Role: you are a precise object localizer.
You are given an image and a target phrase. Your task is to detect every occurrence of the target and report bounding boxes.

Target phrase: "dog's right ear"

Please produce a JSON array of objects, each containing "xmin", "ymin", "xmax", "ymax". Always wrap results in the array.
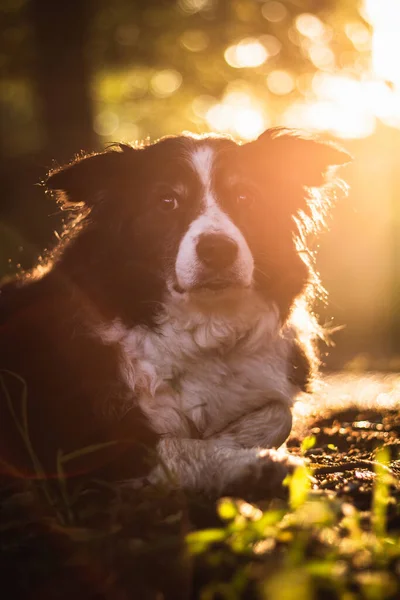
[{"xmin": 46, "ymin": 144, "xmax": 134, "ymax": 206}]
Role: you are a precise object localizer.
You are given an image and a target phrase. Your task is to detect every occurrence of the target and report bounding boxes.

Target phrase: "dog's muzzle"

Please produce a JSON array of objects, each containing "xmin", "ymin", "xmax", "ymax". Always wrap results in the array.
[{"xmin": 173, "ymin": 217, "xmax": 254, "ymax": 295}]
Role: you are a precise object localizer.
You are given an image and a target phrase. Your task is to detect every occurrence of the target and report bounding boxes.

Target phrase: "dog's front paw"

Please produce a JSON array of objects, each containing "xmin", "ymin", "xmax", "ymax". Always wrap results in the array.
[{"xmin": 223, "ymin": 449, "xmax": 304, "ymax": 501}]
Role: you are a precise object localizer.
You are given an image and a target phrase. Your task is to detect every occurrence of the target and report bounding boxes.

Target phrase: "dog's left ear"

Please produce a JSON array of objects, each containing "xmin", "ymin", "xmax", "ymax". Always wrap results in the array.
[{"xmin": 250, "ymin": 128, "xmax": 351, "ymax": 188}]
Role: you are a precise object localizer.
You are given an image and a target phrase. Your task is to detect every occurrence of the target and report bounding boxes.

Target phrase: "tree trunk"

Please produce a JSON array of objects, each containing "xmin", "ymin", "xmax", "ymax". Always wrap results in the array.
[{"xmin": 30, "ymin": 0, "xmax": 98, "ymax": 162}]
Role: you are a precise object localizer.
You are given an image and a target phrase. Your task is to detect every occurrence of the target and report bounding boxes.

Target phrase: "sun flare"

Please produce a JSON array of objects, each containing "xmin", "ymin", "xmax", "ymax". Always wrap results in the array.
[{"xmin": 208, "ymin": 0, "xmax": 400, "ymax": 141}]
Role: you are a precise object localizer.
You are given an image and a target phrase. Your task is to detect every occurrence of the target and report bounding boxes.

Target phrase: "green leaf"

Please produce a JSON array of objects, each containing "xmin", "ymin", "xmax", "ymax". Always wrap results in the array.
[
  {"xmin": 217, "ymin": 498, "xmax": 238, "ymax": 521},
  {"xmin": 289, "ymin": 465, "xmax": 312, "ymax": 510},
  {"xmin": 301, "ymin": 435, "xmax": 316, "ymax": 454},
  {"xmin": 306, "ymin": 559, "xmax": 346, "ymax": 579},
  {"xmin": 372, "ymin": 447, "xmax": 392, "ymax": 539},
  {"xmin": 186, "ymin": 528, "xmax": 226, "ymax": 544},
  {"xmin": 186, "ymin": 528, "xmax": 227, "ymax": 554}
]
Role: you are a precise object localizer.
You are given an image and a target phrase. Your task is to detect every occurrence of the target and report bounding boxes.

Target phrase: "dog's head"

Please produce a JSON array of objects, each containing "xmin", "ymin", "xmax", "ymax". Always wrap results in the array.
[{"xmin": 47, "ymin": 129, "xmax": 349, "ymax": 325}]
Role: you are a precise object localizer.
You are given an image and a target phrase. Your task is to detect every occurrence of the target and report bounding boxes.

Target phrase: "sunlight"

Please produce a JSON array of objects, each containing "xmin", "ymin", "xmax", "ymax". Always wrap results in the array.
[
  {"xmin": 364, "ymin": 0, "xmax": 400, "ymax": 87},
  {"xmin": 261, "ymin": 1, "xmax": 287, "ymax": 23},
  {"xmin": 215, "ymin": 2, "xmax": 400, "ymax": 140},
  {"xmin": 178, "ymin": 0, "xmax": 212, "ymax": 14},
  {"xmin": 282, "ymin": 100, "xmax": 376, "ymax": 139},
  {"xmin": 150, "ymin": 69, "xmax": 182, "ymax": 97},
  {"xmin": 224, "ymin": 38, "xmax": 268, "ymax": 69},
  {"xmin": 344, "ymin": 22, "xmax": 371, "ymax": 52},
  {"xmin": 266, "ymin": 70, "xmax": 295, "ymax": 95},
  {"xmin": 283, "ymin": 2, "xmax": 400, "ymax": 138},
  {"xmin": 180, "ymin": 29, "xmax": 209, "ymax": 52},
  {"xmin": 109, "ymin": 0, "xmax": 400, "ymax": 142},
  {"xmin": 295, "ymin": 13, "xmax": 326, "ymax": 40},
  {"xmin": 234, "ymin": 108, "xmax": 266, "ymax": 139},
  {"xmin": 205, "ymin": 91, "xmax": 266, "ymax": 140}
]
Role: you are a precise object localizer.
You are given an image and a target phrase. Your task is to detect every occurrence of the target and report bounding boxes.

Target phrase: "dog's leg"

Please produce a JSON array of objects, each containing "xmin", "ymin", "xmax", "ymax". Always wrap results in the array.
[
  {"xmin": 210, "ymin": 400, "xmax": 293, "ymax": 450},
  {"xmin": 151, "ymin": 437, "xmax": 302, "ymax": 499}
]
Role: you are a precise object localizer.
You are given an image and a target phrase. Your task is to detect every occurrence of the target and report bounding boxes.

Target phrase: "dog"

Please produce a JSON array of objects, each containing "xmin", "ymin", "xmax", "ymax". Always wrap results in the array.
[{"xmin": 0, "ymin": 129, "xmax": 349, "ymax": 499}]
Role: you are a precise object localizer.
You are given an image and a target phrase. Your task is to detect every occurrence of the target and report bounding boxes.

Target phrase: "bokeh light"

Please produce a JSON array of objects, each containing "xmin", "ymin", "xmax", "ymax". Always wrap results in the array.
[
  {"xmin": 259, "ymin": 34, "xmax": 282, "ymax": 57},
  {"xmin": 205, "ymin": 88, "xmax": 267, "ymax": 140},
  {"xmin": 90, "ymin": 0, "xmax": 400, "ymax": 143},
  {"xmin": 364, "ymin": 0, "xmax": 400, "ymax": 87},
  {"xmin": 192, "ymin": 95, "xmax": 217, "ymax": 118},
  {"xmin": 177, "ymin": 0, "xmax": 212, "ymax": 14},
  {"xmin": 267, "ymin": 70, "xmax": 295, "ymax": 95},
  {"xmin": 308, "ymin": 44, "xmax": 335, "ymax": 70},
  {"xmin": 94, "ymin": 110, "xmax": 119, "ymax": 136},
  {"xmin": 295, "ymin": 13, "xmax": 326, "ymax": 40},
  {"xmin": 180, "ymin": 29, "xmax": 209, "ymax": 52},
  {"xmin": 150, "ymin": 70, "xmax": 182, "ymax": 97},
  {"xmin": 224, "ymin": 38, "xmax": 268, "ymax": 69},
  {"xmin": 261, "ymin": 1, "xmax": 288, "ymax": 23},
  {"xmin": 344, "ymin": 22, "xmax": 371, "ymax": 51}
]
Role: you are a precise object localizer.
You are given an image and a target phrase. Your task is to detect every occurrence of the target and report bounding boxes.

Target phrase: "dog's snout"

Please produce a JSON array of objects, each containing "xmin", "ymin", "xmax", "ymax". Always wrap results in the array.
[{"xmin": 196, "ymin": 234, "xmax": 238, "ymax": 270}]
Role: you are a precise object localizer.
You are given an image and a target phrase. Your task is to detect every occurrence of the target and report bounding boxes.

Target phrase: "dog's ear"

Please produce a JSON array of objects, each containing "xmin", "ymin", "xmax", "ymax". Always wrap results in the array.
[
  {"xmin": 249, "ymin": 128, "xmax": 351, "ymax": 188},
  {"xmin": 46, "ymin": 144, "xmax": 134, "ymax": 206}
]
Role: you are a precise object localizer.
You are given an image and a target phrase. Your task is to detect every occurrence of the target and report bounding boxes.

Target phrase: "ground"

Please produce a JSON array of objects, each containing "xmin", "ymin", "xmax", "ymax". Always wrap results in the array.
[{"xmin": 1, "ymin": 373, "xmax": 400, "ymax": 600}]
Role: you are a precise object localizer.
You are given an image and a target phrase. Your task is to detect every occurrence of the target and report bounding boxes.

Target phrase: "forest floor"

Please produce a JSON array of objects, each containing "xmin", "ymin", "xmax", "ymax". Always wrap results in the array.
[{"xmin": 1, "ymin": 373, "xmax": 400, "ymax": 600}]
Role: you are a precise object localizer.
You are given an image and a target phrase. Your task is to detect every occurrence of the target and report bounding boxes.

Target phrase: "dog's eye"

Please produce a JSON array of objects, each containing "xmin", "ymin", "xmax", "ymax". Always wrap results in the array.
[
  {"xmin": 232, "ymin": 188, "xmax": 255, "ymax": 207},
  {"xmin": 159, "ymin": 196, "xmax": 179, "ymax": 212}
]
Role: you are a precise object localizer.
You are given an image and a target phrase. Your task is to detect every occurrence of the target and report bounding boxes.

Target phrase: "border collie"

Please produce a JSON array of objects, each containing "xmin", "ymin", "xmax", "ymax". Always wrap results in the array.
[{"xmin": 0, "ymin": 129, "xmax": 349, "ymax": 499}]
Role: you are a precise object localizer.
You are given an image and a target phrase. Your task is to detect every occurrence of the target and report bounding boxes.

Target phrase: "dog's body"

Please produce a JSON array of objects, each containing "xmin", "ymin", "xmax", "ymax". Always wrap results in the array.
[{"xmin": 0, "ymin": 130, "xmax": 348, "ymax": 498}]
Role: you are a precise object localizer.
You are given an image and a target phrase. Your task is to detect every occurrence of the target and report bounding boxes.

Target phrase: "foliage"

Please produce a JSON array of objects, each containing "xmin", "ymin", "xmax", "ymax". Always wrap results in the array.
[
  {"xmin": 2, "ymin": 386, "xmax": 400, "ymax": 599},
  {"xmin": 187, "ymin": 451, "xmax": 400, "ymax": 600}
]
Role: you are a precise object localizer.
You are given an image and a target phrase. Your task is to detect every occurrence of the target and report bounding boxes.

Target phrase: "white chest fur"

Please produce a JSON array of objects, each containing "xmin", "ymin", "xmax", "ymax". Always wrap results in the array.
[{"xmin": 96, "ymin": 295, "xmax": 299, "ymax": 443}]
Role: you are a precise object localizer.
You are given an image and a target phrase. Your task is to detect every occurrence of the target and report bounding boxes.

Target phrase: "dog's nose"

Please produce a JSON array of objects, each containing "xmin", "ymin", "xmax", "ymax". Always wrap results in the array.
[{"xmin": 196, "ymin": 234, "xmax": 238, "ymax": 270}]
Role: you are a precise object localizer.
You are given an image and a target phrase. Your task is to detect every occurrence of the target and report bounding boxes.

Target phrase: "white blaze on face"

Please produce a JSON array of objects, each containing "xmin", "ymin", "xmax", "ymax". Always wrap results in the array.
[{"xmin": 174, "ymin": 144, "xmax": 254, "ymax": 292}]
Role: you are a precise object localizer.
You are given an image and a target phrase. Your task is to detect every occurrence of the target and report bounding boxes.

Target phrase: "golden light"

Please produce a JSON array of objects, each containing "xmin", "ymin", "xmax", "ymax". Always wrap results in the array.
[
  {"xmin": 282, "ymin": 100, "xmax": 376, "ymax": 139},
  {"xmin": 308, "ymin": 43, "xmax": 335, "ymax": 70},
  {"xmin": 118, "ymin": 121, "xmax": 140, "ymax": 143},
  {"xmin": 261, "ymin": 1, "xmax": 288, "ymax": 23},
  {"xmin": 122, "ymin": 72, "xmax": 148, "ymax": 99},
  {"xmin": 224, "ymin": 38, "xmax": 268, "ymax": 69},
  {"xmin": 312, "ymin": 73, "xmax": 395, "ymax": 120},
  {"xmin": 178, "ymin": 0, "xmax": 212, "ymax": 14},
  {"xmin": 267, "ymin": 70, "xmax": 295, "ymax": 95},
  {"xmin": 192, "ymin": 95, "xmax": 217, "ymax": 118},
  {"xmin": 270, "ymin": 0, "xmax": 400, "ymax": 139},
  {"xmin": 253, "ymin": 539, "xmax": 276, "ymax": 555},
  {"xmin": 234, "ymin": 108, "xmax": 266, "ymax": 139},
  {"xmin": 206, "ymin": 103, "xmax": 233, "ymax": 132},
  {"xmin": 238, "ymin": 501, "xmax": 263, "ymax": 521},
  {"xmin": 259, "ymin": 34, "xmax": 282, "ymax": 57},
  {"xmin": 150, "ymin": 69, "xmax": 182, "ymax": 97},
  {"xmin": 364, "ymin": 0, "xmax": 400, "ymax": 88},
  {"xmin": 206, "ymin": 103, "xmax": 266, "ymax": 140},
  {"xmin": 205, "ymin": 90, "xmax": 267, "ymax": 140},
  {"xmin": 180, "ymin": 29, "xmax": 209, "ymax": 52},
  {"xmin": 312, "ymin": 74, "xmax": 367, "ymax": 115},
  {"xmin": 344, "ymin": 22, "xmax": 371, "ymax": 51},
  {"xmin": 94, "ymin": 110, "xmax": 119, "ymax": 136},
  {"xmin": 295, "ymin": 13, "xmax": 326, "ymax": 39}
]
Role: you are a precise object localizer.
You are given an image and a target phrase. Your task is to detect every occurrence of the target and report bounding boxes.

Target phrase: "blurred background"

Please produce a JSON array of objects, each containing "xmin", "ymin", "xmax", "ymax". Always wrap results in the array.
[{"xmin": 0, "ymin": 0, "xmax": 399, "ymax": 370}]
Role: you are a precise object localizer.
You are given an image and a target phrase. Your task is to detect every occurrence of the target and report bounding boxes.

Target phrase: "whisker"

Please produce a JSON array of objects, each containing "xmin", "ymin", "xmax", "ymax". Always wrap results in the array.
[{"xmin": 254, "ymin": 265, "xmax": 271, "ymax": 280}]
